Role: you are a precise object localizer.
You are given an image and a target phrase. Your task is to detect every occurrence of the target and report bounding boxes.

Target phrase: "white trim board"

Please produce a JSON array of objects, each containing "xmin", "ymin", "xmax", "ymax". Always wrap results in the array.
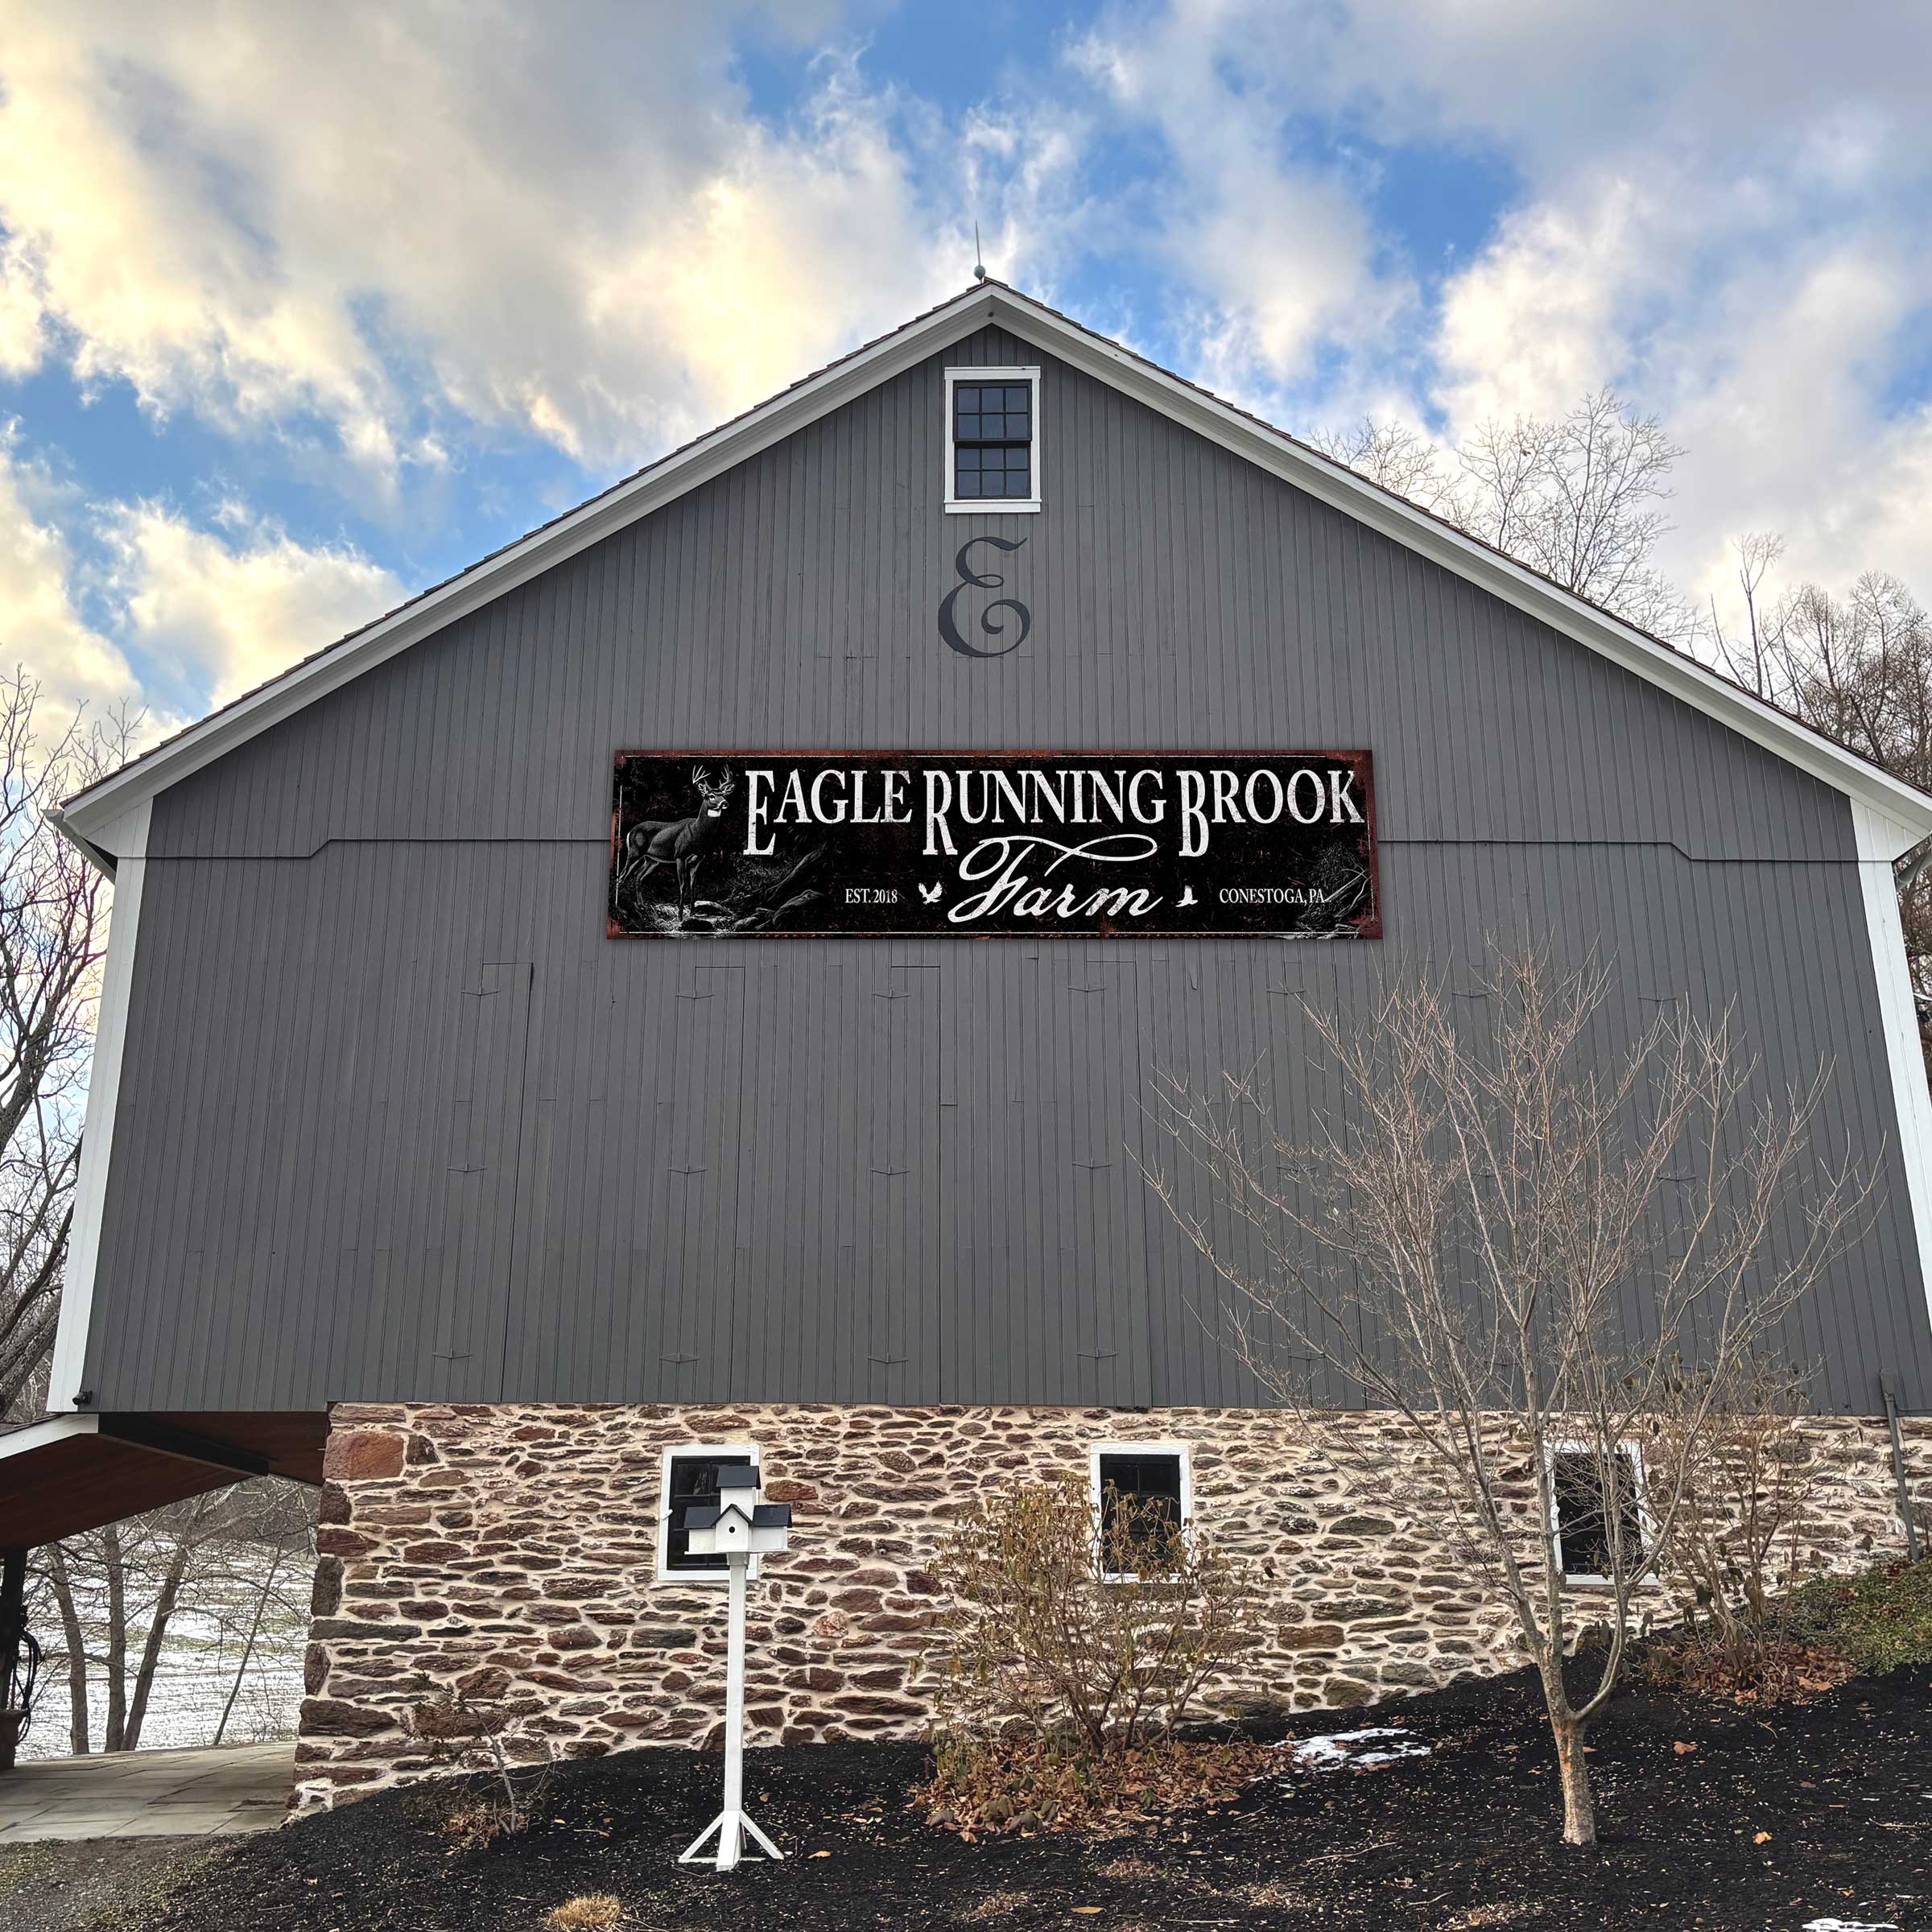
[
  {"xmin": 1089, "ymin": 1439, "xmax": 1193, "ymax": 1583},
  {"xmin": 1854, "ymin": 801, "xmax": 1932, "ymax": 1339},
  {"xmin": 44, "ymin": 799, "xmax": 151, "ymax": 1413},
  {"xmin": 943, "ymin": 364, "xmax": 1042, "ymax": 514},
  {"xmin": 52, "ymin": 281, "xmax": 1932, "ymax": 864},
  {"xmin": 0, "ymin": 1414, "xmax": 101, "ymax": 1461}
]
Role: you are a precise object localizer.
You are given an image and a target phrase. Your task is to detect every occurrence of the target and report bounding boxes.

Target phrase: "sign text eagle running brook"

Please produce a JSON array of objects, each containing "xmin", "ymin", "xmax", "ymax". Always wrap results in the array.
[{"xmin": 607, "ymin": 751, "xmax": 1379, "ymax": 939}]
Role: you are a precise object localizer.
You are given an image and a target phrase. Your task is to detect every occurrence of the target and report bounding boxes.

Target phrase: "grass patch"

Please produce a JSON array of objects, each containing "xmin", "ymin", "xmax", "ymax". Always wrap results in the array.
[{"xmin": 544, "ymin": 1897, "xmax": 625, "ymax": 1930}]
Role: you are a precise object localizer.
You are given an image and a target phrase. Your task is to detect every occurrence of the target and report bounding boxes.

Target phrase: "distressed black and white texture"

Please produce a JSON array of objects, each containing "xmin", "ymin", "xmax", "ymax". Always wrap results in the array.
[{"xmin": 608, "ymin": 751, "xmax": 1379, "ymax": 939}]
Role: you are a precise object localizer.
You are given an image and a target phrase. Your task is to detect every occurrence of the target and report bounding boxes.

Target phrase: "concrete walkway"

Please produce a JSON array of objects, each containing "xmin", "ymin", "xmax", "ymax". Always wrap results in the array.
[{"xmin": 0, "ymin": 1740, "xmax": 293, "ymax": 1842}]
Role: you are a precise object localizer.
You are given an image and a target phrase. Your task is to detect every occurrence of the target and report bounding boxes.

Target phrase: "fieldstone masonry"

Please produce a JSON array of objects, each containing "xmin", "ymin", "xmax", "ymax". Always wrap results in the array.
[{"xmin": 295, "ymin": 1401, "xmax": 1929, "ymax": 1809}]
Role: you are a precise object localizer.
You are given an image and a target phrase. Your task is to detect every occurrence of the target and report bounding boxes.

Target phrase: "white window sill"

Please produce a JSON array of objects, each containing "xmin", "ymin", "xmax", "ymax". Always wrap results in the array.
[
  {"xmin": 655, "ymin": 1562, "xmax": 761, "ymax": 1585},
  {"xmin": 944, "ymin": 500, "xmax": 1042, "ymax": 514}
]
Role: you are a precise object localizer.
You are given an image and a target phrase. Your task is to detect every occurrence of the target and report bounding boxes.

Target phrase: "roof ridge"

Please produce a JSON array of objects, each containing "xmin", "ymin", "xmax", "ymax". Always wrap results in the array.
[
  {"xmin": 64, "ymin": 280, "xmax": 999, "ymax": 809},
  {"xmin": 58, "ymin": 279, "xmax": 1932, "ymax": 830}
]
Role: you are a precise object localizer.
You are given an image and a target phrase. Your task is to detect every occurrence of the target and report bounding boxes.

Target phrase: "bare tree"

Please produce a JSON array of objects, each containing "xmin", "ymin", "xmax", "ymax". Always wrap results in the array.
[
  {"xmin": 1311, "ymin": 418, "xmax": 1457, "ymax": 512},
  {"xmin": 0, "ymin": 669, "xmax": 130, "ymax": 1420},
  {"xmin": 1143, "ymin": 946, "xmax": 1869, "ymax": 1844},
  {"xmin": 29, "ymin": 1480, "xmax": 316, "ymax": 1754},
  {"xmin": 206, "ymin": 1481, "xmax": 318, "ymax": 1745},
  {"xmin": 1316, "ymin": 391, "xmax": 1693, "ymax": 639},
  {"xmin": 1711, "ymin": 550, "xmax": 1932, "ymax": 1059}
]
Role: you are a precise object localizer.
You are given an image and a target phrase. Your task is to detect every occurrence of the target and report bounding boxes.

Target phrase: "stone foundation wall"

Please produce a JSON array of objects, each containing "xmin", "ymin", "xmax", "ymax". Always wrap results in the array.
[{"xmin": 295, "ymin": 1401, "xmax": 1929, "ymax": 1810}]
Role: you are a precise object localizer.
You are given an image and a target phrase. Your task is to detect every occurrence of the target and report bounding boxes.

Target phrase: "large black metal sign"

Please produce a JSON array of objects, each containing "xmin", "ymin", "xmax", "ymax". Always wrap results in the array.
[{"xmin": 608, "ymin": 751, "xmax": 1379, "ymax": 939}]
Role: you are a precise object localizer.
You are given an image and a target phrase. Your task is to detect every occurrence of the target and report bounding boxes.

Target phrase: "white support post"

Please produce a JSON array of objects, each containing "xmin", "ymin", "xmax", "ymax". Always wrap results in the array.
[{"xmin": 678, "ymin": 1551, "xmax": 783, "ymax": 1872}]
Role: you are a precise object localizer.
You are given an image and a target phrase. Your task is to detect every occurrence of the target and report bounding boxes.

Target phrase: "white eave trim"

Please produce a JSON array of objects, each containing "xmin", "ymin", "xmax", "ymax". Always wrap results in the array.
[
  {"xmin": 0, "ymin": 1414, "xmax": 100, "ymax": 1460},
  {"xmin": 54, "ymin": 283, "xmax": 1932, "ymax": 855},
  {"xmin": 983, "ymin": 293, "xmax": 1932, "ymax": 848},
  {"xmin": 44, "ymin": 798, "xmax": 151, "ymax": 1411},
  {"xmin": 1852, "ymin": 802, "xmax": 1932, "ymax": 1334}
]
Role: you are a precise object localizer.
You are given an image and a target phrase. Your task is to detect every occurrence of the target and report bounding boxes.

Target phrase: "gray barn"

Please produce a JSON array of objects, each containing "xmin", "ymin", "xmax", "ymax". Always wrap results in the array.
[{"xmin": 6, "ymin": 283, "xmax": 1930, "ymax": 1792}]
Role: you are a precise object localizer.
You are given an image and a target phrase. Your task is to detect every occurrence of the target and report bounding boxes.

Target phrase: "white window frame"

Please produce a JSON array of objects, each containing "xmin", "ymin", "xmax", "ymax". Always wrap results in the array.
[
  {"xmin": 1546, "ymin": 1439, "xmax": 1653, "ymax": 1587},
  {"xmin": 656, "ymin": 1442, "xmax": 762, "ymax": 1583},
  {"xmin": 1088, "ymin": 1440, "xmax": 1192, "ymax": 1583},
  {"xmin": 944, "ymin": 365, "xmax": 1042, "ymax": 514}
]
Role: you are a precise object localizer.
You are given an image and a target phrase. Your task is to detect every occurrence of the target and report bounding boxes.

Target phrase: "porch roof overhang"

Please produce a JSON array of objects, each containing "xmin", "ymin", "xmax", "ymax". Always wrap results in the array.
[{"xmin": 0, "ymin": 1413, "xmax": 325, "ymax": 1549}]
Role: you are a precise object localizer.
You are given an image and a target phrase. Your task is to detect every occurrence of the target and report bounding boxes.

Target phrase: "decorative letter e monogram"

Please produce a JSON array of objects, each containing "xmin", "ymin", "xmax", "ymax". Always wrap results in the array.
[{"xmin": 938, "ymin": 535, "xmax": 1031, "ymax": 658}]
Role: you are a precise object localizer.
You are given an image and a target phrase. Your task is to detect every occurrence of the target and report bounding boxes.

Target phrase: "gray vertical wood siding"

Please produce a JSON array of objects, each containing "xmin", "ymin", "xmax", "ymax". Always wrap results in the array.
[{"xmin": 85, "ymin": 325, "xmax": 1931, "ymax": 1415}]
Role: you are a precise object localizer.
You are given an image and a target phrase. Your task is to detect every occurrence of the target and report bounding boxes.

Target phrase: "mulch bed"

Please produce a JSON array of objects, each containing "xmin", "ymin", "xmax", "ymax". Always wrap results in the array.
[{"xmin": 136, "ymin": 1663, "xmax": 1928, "ymax": 1932}]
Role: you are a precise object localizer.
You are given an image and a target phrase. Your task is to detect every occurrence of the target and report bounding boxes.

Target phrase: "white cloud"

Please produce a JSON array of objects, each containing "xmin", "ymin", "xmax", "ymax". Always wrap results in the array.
[
  {"xmin": 1067, "ymin": 2, "xmax": 1932, "ymax": 609},
  {"xmin": 0, "ymin": 421, "xmax": 402, "ymax": 727},
  {"xmin": 0, "ymin": 428, "xmax": 138, "ymax": 715},
  {"xmin": 1432, "ymin": 179, "xmax": 1656, "ymax": 428},
  {"xmin": 0, "ymin": 6, "xmax": 1068, "ymax": 497},
  {"xmin": 5, "ymin": 0, "xmax": 1930, "ymax": 662},
  {"xmin": 99, "ymin": 504, "xmax": 406, "ymax": 712},
  {"xmin": 1067, "ymin": 6, "xmax": 1412, "ymax": 408}
]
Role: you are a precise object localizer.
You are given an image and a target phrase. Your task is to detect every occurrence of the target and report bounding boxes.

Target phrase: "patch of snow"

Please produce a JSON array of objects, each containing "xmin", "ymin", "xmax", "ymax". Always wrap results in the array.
[
  {"xmin": 1279, "ymin": 1726, "xmax": 1432, "ymax": 1772},
  {"xmin": 1802, "ymin": 1919, "xmax": 1900, "ymax": 1930}
]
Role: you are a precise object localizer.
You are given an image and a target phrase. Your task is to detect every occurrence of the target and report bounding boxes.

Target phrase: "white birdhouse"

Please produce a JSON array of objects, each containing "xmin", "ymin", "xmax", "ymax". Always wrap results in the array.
[{"xmin": 681, "ymin": 1463, "xmax": 793, "ymax": 1560}]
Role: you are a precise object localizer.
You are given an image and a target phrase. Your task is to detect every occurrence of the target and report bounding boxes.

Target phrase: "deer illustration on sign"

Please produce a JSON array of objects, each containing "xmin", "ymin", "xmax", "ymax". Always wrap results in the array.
[{"xmin": 616, "ymin": 763, "xmax": 738, "ymax": 921}]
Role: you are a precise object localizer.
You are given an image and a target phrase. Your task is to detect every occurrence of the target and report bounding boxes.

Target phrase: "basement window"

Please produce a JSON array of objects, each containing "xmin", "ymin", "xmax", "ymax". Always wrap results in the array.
[
  {"xmin": 945, "ymin": 365, "xmax": 1042, "ymax": 512},
  {"xmin": 1090, "ymin": 1442, "xmax": 1191, "ymax": 1579},
  {"xmin": 1549, "ymin": 1444, "xmax": 1645, "ymax": 1585},
  {"xmin": 657, "ymin": 1444, "xmax": 761, "ymax": 1581}
]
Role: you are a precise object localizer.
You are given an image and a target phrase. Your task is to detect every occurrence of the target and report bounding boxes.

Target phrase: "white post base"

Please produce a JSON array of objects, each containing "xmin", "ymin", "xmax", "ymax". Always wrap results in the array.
[{"xmin": 679, "ymin": 1806, "xmax": 784, "ymax": 1872}]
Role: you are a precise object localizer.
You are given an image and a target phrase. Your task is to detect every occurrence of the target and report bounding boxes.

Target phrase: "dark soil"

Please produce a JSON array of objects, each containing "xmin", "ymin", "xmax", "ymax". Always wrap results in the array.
[{"xmin": 134, "ymin": 1665, "xmax": 1928, "ymax": 1932}]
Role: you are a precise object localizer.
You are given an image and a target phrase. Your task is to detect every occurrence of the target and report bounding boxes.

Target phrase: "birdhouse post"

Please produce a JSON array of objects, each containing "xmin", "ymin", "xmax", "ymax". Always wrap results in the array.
[{"xmin": 676, "ymin": 1463, "xmax": 794, "ymax": 1871}]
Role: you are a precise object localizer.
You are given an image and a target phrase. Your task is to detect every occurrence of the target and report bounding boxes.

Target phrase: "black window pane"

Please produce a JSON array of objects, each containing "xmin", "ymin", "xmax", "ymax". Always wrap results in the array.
[
  {"xmin": 1098, "ymin": 1451, "xmax": 1183, "ymax": 1557},
  {"xmin": 951, "ymin": 374, "xmax": 1034, "ymax": 500},
  {"xmin": 1554, "ymin": 1450, "xmax": 1641, "ymax": 1579},
  {"xmin": 665, "ymin": 1452, "xmax": 753, "ymax": 1572}
]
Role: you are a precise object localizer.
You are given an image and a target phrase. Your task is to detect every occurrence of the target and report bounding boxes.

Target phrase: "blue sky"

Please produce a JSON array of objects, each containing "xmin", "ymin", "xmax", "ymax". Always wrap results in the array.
[{"xmin": 3, "ymin": 2, "xmax": 1930, "ymax": 739}]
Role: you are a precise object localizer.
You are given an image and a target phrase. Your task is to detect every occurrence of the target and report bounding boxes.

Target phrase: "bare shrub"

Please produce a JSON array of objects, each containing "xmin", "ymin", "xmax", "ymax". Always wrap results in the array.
[
  {"xmin": 1637, "ymin": 1357, "xmax": 1843, "ymax": 1699},
  {"xmin": 921, "ymin": 1472, "xmax": 1258, "ymax": 1831},
  {"xmin": 922, "ymin": 1732, "xmax": 1265, "ymax": 1837},
  {"xmin": 406, "ymin": 1680, "xmax": 556, "ymax": 1846},
  {"xmin": 1143, "ymin": 943, "xmax": 1870, "ymax": 1844},
  {"xmin": 928, "ymin": 1473, "xmax": 1253, "ymax": 1753}
]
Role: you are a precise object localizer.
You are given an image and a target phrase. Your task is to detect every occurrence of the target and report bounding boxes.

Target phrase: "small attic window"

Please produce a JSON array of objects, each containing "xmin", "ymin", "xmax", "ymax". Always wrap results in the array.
[{"xmin": 946, "ymin": 366, "xmax": 1041, "ymax": 513}]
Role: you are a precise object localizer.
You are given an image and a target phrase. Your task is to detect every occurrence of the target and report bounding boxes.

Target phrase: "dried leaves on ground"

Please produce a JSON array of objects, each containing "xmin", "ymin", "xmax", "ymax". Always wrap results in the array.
[
  {"xmin": 126, "ymin": 1662, "xmax": 1928, "ymax": 1932},
  {"xmin": 916, "ymin": 1737, "xmax": 1266, "ymax": 1837}
]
